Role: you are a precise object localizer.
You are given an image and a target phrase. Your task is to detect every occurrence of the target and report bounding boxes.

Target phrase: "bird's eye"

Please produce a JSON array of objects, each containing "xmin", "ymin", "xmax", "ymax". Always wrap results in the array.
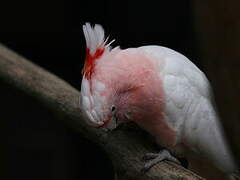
[{"xmin": 111, "ymin": 105, "xmax": 116, "ymax": 112}]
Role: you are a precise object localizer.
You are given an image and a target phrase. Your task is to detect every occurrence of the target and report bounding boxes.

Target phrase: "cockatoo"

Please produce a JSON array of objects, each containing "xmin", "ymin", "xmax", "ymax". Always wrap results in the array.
[{"xmin": 80, "ymin": 23, "xmax": 239, "ymax": 179}]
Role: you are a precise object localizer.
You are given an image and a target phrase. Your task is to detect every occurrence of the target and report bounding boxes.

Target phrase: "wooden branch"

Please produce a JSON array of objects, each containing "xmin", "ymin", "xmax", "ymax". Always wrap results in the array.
[{"xmin": 0, "ymin": 44, "xmax": 203, "ymax": 180}]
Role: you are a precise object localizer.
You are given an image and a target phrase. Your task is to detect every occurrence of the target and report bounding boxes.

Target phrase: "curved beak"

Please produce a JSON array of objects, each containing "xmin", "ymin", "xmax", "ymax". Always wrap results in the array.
[{"xmin": 97, "ymin": 116, "xmax": 117, "ymax": 130}]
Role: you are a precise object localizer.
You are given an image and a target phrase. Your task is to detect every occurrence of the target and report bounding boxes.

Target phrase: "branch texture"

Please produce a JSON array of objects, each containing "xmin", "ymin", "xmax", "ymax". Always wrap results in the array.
[{"xmin": 0, "ymin": 44, "xmax": 203, "ymax": 180}]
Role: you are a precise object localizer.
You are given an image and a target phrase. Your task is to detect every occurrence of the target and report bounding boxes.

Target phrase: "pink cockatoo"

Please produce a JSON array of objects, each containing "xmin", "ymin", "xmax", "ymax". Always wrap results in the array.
[{"xmin": 80, "ymin": 23, "xmax": 239, "ymax": 179}]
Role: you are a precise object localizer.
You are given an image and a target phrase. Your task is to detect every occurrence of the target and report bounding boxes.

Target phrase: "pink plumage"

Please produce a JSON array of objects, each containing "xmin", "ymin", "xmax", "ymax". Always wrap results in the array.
[
  {"xmin": 95, "ymin": 48, "xmax": 176, "ymax": 146},
  {"xmin": 80, "ymin": 23, "xmax": 238, "ymax": 179}
]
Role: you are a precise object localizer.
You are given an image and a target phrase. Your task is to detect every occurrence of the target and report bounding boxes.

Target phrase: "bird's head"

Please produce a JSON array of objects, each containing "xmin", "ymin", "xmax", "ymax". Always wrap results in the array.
[
  {"xmin": 80, "ymin": 23, "xmax": 123, "ymax": 130},
  {"xmin": 80, "ymin": 23, "xmax": 165, "ymax": 132},
  {"xmin": 80, "ymin": 73, "xmax": 123, "ymax": 130}
]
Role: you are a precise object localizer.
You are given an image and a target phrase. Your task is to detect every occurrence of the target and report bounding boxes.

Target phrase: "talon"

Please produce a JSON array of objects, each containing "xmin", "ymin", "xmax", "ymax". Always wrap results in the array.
[
  {"xmin": 161, "ymin": 150, "xmax": 181, "ymax": 165},
  {"xmin": 141, "ymin": 149, "xmax": 181, "ymax": 172}
]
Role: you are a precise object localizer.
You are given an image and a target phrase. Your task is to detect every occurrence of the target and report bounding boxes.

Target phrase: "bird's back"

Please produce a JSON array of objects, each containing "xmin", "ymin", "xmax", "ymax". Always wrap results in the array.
[{"xmin": 138, "ymin": 45, "xmax": 237, "ymax": 177}]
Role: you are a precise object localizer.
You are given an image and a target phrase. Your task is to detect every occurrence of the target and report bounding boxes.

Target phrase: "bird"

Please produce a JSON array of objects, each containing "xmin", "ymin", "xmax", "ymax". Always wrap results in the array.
[{"xmin": 80, "ymin": 23, "xmax": 239, "ymax": 179}]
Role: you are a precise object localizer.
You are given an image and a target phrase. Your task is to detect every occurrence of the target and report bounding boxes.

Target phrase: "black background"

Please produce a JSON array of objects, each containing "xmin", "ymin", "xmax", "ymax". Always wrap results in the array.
[{"xmin": 1, "ymin": 0, "xmax": 199, "ymax": 179}]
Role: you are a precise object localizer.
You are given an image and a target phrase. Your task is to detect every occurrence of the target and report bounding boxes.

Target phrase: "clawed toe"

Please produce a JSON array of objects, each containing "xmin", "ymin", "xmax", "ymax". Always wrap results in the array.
[{"xmin": 141, "ymin": 149, "xmax": 181, "ymax": 172}]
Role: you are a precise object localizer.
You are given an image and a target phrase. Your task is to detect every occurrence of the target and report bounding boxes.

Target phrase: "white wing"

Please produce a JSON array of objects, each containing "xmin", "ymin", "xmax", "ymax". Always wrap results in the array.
[
  {"xmin": 140, "ymin": 45, "xmax": 237, "ymax": 174},
  {"xmin": 140, "ymin": 45, "xmax": 210, "ymax": 133}
]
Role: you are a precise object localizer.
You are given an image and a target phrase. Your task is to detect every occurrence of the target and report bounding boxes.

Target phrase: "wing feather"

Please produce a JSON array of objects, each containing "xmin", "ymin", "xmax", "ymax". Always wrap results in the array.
[{"xmin": 140, "ymin": 45, "xmax": 237, "ymax": 174}]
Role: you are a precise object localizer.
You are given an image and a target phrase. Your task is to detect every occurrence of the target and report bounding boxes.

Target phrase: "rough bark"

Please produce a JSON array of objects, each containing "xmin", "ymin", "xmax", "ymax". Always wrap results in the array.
[
  {"xmin": 0, "ymin": 44, "xmax": 203, "ymax": 180},
  {"xmin": 192, "ymin": 0, "xmax": 240, "ymax": 166}
]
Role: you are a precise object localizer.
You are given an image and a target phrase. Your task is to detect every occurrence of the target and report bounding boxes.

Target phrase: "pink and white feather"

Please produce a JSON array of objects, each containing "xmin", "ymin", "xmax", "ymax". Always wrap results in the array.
[{"xmin": 81, "ymin": 23, "xmax": 116, "ymax": 127}]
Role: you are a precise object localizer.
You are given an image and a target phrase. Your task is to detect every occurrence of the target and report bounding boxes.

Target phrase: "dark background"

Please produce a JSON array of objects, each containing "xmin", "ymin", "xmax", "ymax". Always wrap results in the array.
[{"xmin": 1, "ymin": 0, "xmax": 198, "ymax": 179}]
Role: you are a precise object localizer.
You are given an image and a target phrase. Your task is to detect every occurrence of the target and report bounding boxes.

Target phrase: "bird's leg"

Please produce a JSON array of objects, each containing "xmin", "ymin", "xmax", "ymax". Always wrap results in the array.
[{"xmin": 142, "ymin": 149, "xmax": 181, "ymax": 172}]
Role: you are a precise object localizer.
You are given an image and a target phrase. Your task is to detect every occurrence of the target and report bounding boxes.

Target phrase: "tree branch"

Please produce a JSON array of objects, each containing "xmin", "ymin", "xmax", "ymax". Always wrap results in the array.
[{"xmin": 0, "ymin": 44, "xmax": 203, "ymax": 180}]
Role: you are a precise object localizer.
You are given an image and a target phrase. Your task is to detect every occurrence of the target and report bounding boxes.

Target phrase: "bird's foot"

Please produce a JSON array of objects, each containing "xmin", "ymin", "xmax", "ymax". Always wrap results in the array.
[{"xmin": 141, "ymin": 149, "xmax": 181, "ymax": 172}]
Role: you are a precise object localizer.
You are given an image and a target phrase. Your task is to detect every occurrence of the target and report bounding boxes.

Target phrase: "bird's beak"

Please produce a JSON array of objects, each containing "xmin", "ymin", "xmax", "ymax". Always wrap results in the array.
[{"xmin": 99, "ymin": 116, "xmax": 117, "ymax": 131}]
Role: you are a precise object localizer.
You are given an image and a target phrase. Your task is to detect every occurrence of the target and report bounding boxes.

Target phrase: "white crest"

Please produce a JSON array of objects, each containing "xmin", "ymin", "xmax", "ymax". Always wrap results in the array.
[{"xmin": 82, "ymin": 23, "xmax": 115, "ymax": 55}]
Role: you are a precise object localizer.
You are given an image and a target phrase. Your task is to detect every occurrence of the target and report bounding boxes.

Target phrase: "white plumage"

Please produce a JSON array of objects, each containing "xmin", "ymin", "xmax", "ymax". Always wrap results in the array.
[
  {"xmin": 139, "ymin": 46, "xmax": 238, "ymax": 177},
  {"xmin": 82, "ymin": 23, "xmax": 114, "ymax": 55},
  {"xmin": 80, "ymin": 23, "xmax": 239, "ymax": 179}
]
